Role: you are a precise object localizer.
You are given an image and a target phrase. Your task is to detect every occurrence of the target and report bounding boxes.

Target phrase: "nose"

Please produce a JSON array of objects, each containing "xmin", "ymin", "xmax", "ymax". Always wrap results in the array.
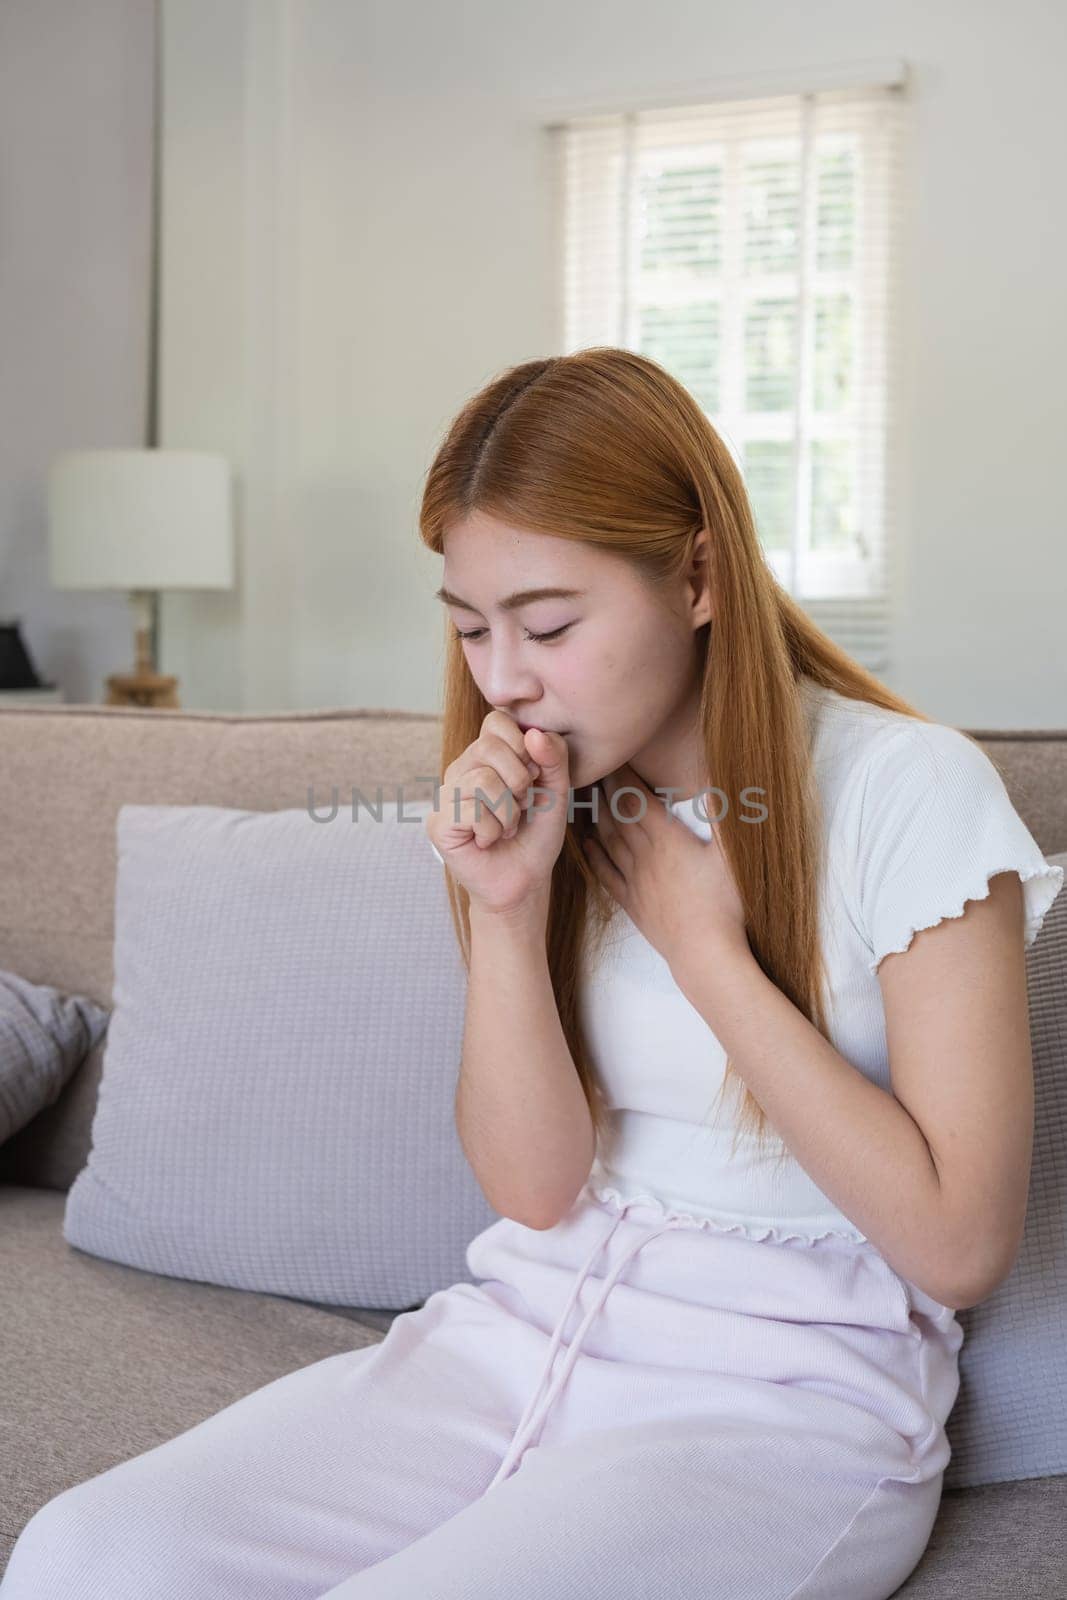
[{"xmin": 478, "ymin": 639, "xmax": 544, "ymax": 708}]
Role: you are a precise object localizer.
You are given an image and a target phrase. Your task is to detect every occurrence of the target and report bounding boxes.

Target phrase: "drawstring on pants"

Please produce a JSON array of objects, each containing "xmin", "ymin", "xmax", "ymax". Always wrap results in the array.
[{"xmin": 482, "ymin": 1197, "xmax": 687, "ymax": 1495}]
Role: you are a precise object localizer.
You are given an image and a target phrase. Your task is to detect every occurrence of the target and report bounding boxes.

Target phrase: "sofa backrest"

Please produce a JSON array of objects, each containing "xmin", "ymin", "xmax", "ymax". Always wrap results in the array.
[
  {"xmin": 0, "ymin": 704, "xmax": 444, "ymax": 1006},
  {"xmin": 1, "ymin": 703, "xmax": 1064, "ymax": 1191},
  {"xmin": 2, "ymin": 704, "xmax": 1064, "ymax": 1003}
]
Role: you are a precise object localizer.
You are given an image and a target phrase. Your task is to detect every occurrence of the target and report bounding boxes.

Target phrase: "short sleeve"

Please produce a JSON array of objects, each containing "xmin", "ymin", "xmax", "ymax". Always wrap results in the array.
[{"xmin": 851, "ymin": 721, "xmax": 1065, "ymax": 976}]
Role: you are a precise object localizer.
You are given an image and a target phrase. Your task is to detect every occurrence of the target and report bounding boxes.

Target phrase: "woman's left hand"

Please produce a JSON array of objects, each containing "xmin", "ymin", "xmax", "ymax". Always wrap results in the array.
[{"xmin": 583, "ymin": 764, "xmax": 750, "ymax": 975}]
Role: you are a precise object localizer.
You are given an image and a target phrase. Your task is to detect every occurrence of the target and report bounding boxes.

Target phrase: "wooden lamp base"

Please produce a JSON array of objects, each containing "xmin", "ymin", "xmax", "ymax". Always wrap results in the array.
[
  {"xmin": 106, "ymin": 670, "xmax": 180, "ymax": 709},
  {"xmin": 104, "ymin": 590, "xmax": 181, "ymax": 708}
]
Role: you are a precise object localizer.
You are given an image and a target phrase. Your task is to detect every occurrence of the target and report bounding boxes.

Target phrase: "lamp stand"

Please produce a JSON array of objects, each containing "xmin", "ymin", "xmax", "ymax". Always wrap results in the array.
[{"xmin": 106, "ymin": 589, "xmax": 180, "ymax": 709}]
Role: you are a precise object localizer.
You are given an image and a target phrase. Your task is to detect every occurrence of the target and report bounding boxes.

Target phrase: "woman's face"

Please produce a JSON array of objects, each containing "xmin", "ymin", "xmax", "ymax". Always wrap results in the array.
[{"xmin": 438, "ymin": 511, "xmax": 714, "ymax": 801}]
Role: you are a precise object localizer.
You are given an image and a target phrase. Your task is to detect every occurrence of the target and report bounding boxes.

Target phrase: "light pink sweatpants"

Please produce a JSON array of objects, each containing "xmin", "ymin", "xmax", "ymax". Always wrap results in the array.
[{"xmin": 0, "ymin": 1184, "xmax": 962, "ymax": 1599}]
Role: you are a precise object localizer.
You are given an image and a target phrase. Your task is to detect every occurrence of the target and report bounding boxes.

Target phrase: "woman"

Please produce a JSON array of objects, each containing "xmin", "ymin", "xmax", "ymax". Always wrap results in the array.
[{"xmin": 5, "ymin": 348, "xmax": 1061, "ymax": 1599}]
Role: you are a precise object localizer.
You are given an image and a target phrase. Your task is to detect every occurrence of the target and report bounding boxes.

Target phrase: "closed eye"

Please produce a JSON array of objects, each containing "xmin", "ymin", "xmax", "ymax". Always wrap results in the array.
[{"xmin": 455, "ymin": 623, "xmax": 573, "ymax": 644}]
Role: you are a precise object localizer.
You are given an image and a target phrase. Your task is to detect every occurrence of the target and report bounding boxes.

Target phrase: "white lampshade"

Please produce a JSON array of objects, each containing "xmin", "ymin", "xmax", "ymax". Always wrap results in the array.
[{"xmin": 47, "ymin": 449, "xmax": 234, "ymax": 591}]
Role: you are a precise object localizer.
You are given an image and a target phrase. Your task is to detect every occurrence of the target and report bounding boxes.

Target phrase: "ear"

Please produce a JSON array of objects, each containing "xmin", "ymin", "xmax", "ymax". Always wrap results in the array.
[{"xmin": 688, "ymin": 527, "xmax": 714, "ymax": 629}]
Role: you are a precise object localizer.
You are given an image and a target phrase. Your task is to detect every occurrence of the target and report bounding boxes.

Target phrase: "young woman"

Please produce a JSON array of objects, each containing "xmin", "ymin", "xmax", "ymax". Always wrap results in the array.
[{"xmin": 5, "ymin": 349, "xmax": 1061, "ymax": 1600}]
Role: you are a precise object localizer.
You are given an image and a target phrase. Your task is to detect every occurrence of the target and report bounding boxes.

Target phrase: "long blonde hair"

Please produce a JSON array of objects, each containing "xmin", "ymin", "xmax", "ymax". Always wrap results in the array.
[{"xmin": 419, "ymin": 347, "xmax": 930, "ymax": 1165}]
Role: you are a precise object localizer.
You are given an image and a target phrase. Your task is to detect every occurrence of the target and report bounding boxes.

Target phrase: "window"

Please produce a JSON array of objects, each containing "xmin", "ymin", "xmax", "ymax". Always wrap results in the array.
[{"xmin": 549, "ymin": 83, "xmax": 906, "ymax": 671}]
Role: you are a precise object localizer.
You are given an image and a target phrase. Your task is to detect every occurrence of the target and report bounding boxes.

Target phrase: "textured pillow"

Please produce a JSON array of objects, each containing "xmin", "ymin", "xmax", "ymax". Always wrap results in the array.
[
  {"xmin": 944, "ymin": 848, "xmax": 1067, "ymax": 1489},
  {"xmin": 63, "ymin": 800, "xmax": 496, "ymax": 1309},
  {"xmin": 0, "ymin": 971, "xmax": 109, "ymax": 1144}
]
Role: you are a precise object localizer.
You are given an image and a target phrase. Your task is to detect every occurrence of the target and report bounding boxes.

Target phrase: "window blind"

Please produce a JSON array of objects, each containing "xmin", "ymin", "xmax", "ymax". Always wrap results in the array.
[{"xmin": 548, "ymin": 84, "xmax": 906, "ymax": 672}]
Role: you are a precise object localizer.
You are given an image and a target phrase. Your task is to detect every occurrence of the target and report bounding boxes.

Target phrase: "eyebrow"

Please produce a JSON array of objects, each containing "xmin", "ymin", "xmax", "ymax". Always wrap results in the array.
[{"xmin": 434, "ymin": 585, "xmax": 586, "ymax": 614}]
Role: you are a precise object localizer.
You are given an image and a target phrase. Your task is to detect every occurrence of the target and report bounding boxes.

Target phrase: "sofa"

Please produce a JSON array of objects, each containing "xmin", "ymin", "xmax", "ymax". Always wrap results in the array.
[{"xmin": 1, "ymin": 701, "xmax": 1065, "ymax": 1597}]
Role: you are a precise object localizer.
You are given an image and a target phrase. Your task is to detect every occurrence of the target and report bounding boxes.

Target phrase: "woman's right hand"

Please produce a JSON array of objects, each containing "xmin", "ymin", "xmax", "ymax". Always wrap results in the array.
[{"xmin": 425, "ymin": 710, "xmax": 572, "ymax": 915}]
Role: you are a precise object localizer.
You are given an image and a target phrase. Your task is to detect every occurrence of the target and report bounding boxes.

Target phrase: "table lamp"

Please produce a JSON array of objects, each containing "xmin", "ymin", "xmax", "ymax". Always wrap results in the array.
[{"xmin": 47, "ymin": 448, "xmax": 234, "ymax": 708}]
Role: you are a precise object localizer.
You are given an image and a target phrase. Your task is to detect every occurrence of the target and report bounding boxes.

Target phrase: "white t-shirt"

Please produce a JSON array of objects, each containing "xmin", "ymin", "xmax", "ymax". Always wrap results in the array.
[{"xmin": 576, "ymin": 678, "xmax": 1064, "ymax": 1244}]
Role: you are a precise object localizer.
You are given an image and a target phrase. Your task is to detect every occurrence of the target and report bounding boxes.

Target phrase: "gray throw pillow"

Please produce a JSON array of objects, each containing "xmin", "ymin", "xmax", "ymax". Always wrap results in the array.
[
  {"xmin": 0, "ymin": 972, "xmax": 109, "ymax": 1145},
  {"xmin": 63, "ymin": 800, "xmax": 496, "ymax": 1309},
  {"xmin": 944, "ymin": 848, "xmax": 1067, "ymax": 1488}
]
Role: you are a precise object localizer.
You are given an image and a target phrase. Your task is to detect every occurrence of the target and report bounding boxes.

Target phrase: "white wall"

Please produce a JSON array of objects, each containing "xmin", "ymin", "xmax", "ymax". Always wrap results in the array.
[
  {"xmin": 165, "ymin": 1, "xmax": 1067, "ymax": 720},
  {"xmin": 0, "ymin": 0, "xmax": 155, "ymax": 705}
]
